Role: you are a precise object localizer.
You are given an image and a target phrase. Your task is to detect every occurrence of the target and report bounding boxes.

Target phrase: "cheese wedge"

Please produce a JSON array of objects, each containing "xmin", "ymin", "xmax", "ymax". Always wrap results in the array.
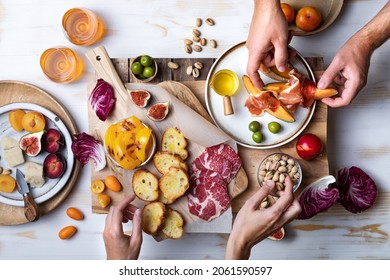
[
  {"xmin": 1, "ymin": 136, "xmax": 25, "ymax": 167},
  {"xmin": 25, "ymin": 161, "xmax": 45, "ymax": 188}
]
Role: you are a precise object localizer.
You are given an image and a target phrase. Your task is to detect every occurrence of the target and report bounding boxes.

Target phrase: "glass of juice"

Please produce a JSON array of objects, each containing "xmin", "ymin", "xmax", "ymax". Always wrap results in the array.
[
  {"xmin": 40, "ymin": 47, "xmax": 84, "ymax": 83},
  {"xmin": 62, "ymin": 8, "xmax": 105, "ymax": 46}
]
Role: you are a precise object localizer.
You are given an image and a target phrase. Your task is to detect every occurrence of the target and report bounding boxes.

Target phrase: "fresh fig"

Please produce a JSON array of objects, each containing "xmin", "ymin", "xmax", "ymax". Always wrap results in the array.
[
  {"xmin": 19, "ymin": 130, "xmax": 45, "ymax": 157},
  {"xmin": 129, "ymin": 90, "xmax": 151, "ymax": 108},
  {"xmin": 147, "ymin": 102, "xmax": 169, "ymax": 121},
  {"xmin": 267, "ymin": 227, "xmax": 285, "ymax": 241},
  {"xmin": 42, "ymin": 128, "xmax": 64, "ymax": 153},
  {"xmin": 43, "ymin": 153, "xmax": 67, "ymax": 179}
]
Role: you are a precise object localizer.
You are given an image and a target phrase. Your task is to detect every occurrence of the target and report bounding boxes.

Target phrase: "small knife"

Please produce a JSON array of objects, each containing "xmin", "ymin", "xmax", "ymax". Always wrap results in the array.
[{"xmin": 16, "ymin": 169, "xmax": 40, "ymax": 222}]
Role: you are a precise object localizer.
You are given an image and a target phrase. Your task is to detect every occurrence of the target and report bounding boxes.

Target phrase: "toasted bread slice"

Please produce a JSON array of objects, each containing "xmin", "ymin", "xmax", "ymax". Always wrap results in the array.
[
  {"xmin": 158, "ymin": 191, "xmax": 176, "ymax": 205},
  {"xmin": 153, "ymin": 151, "xmax": 188, "ymax": 175},
  {"xmin": 161, "ymin": 127, "xmax": 188, "ymax": 160},
  {"xmin": 132, "ymin": 169, "xmax": 159, "ymax": 202},
  {"xmin": 159, "ymin": 166, "xmax": 189, "ymax": 201},
  {"xmin": 161, "ymin": 208, "xmax": 184, "ymax": 239},
  {"xmin": 141, "ymin": 202, "xmax": 166, "ymax": 235}
]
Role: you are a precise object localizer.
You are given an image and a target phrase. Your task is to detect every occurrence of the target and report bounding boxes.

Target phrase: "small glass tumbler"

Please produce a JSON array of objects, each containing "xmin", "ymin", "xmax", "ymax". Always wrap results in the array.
[{"xmin": 62, "ymin": 8, "xmax": 105, "ymax": 46}]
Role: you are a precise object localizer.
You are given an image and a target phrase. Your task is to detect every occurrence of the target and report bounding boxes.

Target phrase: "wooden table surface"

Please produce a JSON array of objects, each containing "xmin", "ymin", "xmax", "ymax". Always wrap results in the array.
[{"xmin": 0, "ymin": 0, "xmax": 390, "ymax": 260}]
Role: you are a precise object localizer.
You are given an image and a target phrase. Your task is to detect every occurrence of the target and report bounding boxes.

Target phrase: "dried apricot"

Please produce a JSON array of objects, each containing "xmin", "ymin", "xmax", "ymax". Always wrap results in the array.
[
  {"xmin": 58, "ymin": 225, "xmax": 77, "ymax": 240},
  {"xmin": 0, "ymin": 175, "xmax": 17, "ymax": 193},
  {"xmin": 66, "ymin": 207, "xmax": 84, "ymax": 220},
  {"xmin": 8, "ymin": 109, "xmax": 26, "ymax": 132},
  {"xmin": 97, "ymin": 193, "xmax": 111, "ymax": 208},
  {"xmin": 91, "ymin": 179, "xmax": 105, "ymax": 194},
  {"xmin": 105, "ymin": 175, "xmax": 122, "ymax": 192}
]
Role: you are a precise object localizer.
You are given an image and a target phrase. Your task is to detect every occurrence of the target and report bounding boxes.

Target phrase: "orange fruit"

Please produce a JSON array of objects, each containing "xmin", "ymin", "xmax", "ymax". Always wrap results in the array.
[
  {"xmin": 105, "ymin": 175, "xmax": 122, "ymax": 192},
  {"xmin": 281, "ymin": 3, "xmax": 295, "ymax": 24},
  {"xmin": 91, "ymin": 179, "xmax": 105, "ymax": 194},
  {"xmin": 97, "ymin": 193, "xmax": 111, "ymax": 209}
]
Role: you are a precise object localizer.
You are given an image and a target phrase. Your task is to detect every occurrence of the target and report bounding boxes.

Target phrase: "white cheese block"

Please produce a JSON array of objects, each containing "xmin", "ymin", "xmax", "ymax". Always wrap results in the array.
[
  {"xmin": 1, "ymin": 136, "xmax": 19, "ymax": 149},
  {"xmin": 25, "ymin": 161, "xmax": 45, "ymax": 188},
  {"xmin": 2, "ymin": 146, "xmax": 25, "ymax": 167}
]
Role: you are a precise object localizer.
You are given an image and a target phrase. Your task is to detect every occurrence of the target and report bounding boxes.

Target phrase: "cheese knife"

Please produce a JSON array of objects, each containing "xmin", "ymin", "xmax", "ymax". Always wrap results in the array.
[{"xmin": 16, "ymin": 169, "xmax": 40, "ymax": 222}]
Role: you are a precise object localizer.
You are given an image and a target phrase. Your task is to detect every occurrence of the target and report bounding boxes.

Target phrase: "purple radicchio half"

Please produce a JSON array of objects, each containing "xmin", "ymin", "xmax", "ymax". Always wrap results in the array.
[
  {"xmin": 71, "ymin": 132, "xmax": 106, "ymax": 171},
  {"xmin": 333, "ymin": 166, "xmax": 377, "ymax": 213},
  {"xmin": 297, "ymin": 175, "xmax": 339, "ymax": 219},
  {"xmin": 89, "ymin": 78, "xmax": 116, "ymax": 121}
]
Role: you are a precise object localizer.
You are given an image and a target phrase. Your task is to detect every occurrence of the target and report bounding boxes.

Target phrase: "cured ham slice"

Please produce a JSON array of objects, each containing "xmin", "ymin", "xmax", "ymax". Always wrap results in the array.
[
  {"xmin": 188, "ymin": 143, "xmax": 241, "ymax": 222},
  {"xmin": 244, "ymin": 91, "xmax": 280, "ymax": 116}
]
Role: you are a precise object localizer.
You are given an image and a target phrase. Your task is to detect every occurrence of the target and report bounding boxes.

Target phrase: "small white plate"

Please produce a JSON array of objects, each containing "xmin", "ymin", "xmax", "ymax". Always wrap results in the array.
[
  {"xmin": 0, "ymin": 103, "xmax": 74, "ymax": 206},
  {"xmin": 205, "ymin": 41, "xmax": 316, "ymax": 149}
]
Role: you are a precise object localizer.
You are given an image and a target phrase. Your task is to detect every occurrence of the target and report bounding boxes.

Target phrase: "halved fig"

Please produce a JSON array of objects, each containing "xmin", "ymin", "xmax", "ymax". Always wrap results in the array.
[
  {"xmin": 43, "ymin": 153, "xmax": 67, "ymax": 179},
  {"xmin": 267, "ymin": 227, "xmax": 285, "ymax": 240},
  {"xmin": 19, "ymin": 130, "xmax": 45, "ymax": 157},
  {"xmin": 147, "ymin": 102, "xmax": 169, "ymax": 121},
  {"xmin": 128, "ymin": 89, "xmax": 151, "ymax": 108},
  {"xmin": 42, "ymin": 128, "xmax": 64, "ymax": 153},
  {"xmin": 260, "ymin": 64, "xmax": 295, "ymax": 82}
]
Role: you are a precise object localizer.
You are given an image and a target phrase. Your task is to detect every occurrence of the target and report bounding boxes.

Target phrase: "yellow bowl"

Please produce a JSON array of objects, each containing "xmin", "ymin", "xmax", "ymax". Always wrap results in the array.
[{"xmin": 104, "ymin": 118, "xmax": 156, "ymax": 170}]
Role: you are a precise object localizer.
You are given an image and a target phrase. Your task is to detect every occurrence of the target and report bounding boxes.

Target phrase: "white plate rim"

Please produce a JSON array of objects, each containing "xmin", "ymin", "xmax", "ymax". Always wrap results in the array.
[
  {"xmin": 205, "ymin": 41, "xmax": 316, "ymax": 149},
  {"xmin": 0, "ymin": 103, "xmax": 74, "ymax": 206}
]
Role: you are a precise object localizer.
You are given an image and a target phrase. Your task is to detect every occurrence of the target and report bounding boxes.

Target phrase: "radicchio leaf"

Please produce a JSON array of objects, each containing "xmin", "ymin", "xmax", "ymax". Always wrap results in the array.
[
  {"xmin": 89, "ymin": 78, "xmax": 116, "ymax": 121},
  {"xmin": 297, "ymin": 175, "xmax": 338, "ymax": 219},
  {"xmin": 71, "ymin": 132, "xmax": 106, "ymax": 171},
  {"xmin": 334, "ymin": 166, "xmax": 377, "ymax": 213}
]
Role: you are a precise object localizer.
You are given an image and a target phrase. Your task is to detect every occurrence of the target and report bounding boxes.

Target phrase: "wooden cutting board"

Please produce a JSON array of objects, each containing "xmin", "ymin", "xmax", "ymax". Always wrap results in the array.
[
  {"xmin": 89, "ymin": 54, "xmax": 328, "ymax": 216},
  {"xmin": 0, "ymin": 81, "xmax": 80, "ymax": 226}
]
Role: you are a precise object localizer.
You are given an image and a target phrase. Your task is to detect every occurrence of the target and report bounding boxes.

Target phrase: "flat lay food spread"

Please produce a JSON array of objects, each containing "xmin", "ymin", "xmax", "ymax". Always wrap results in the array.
[{"xmin": 0, "ymin": 0, "xmax": 378, "ymax": 244}]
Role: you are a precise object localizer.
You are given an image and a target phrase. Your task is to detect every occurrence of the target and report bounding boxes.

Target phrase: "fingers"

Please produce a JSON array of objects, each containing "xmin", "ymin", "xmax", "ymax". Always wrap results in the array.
[
  {"xmin": 246, "ymin": 180, "xmax": 275, "ymax": 210},
  {"xmin": 317, "ymin": 59, "xmax": 343, "ymax": 90},
  {"xmin": 129, "ymin": 208, "xmax": 143, "ymax": 249},
  {"xmin": 110, "ymin": 195, "xmax": 137, "ymax": 231},
  {"xmin": 274, "ymin": 42, "xmax": 289, "ymax": 72}
]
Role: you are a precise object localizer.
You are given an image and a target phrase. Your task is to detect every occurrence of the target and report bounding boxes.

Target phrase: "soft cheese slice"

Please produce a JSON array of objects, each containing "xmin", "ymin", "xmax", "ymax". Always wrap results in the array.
[
  {"xmin": 1, "ymin": 136, "xmax": 25, "ymax": 167},
  {"xmin": 25, "ymin": 161, "xmax": 45, "ymax": 188}
]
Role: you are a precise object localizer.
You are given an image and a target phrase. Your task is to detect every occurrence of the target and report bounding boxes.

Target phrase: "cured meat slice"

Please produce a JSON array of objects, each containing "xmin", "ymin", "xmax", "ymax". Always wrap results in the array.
[
  {"xmin": 187, "ymin": 143, "xmax": 241, "ymax": 222},
  {"xmin": 192, "ymin": 152, "xmax": 233, "ymax": 183},
  {"xmin": 188, "ymin": 170, "xmax": 230, "ymax": 222},
  {"xmin": 244, "ymin": 91, "xmax": 280, "ymax": 116},
  {"xmin": 205, "ymin": 143, "xmax": 241, "ymax": 182}
]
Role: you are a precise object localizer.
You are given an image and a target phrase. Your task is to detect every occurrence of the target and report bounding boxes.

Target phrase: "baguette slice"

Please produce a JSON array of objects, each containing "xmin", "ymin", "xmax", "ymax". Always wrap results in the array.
[
  {"xmin": 161, "ymin": 208, "xmax": 184, "ymax": 239},
  {"xmin": 161, "ymin": 127, "xmax": 188, "ymax": 160},
  {"xmin": 159, "ymin": 166, "xmax": 189, "ymax": 201},
  {"xmin": 141, "ymin": 202, "xmax": 166, "ymax": 235},
  {"xmin": 153, "ymin": 151, "xmax": 188, "ymax": 175},
  {"xmin": 158, "ymin": 191, "xmax": 176, "ymax": 205},
  {"xmin": 132, "ymin": 169, "xmax": 159, "ymax": 202}
]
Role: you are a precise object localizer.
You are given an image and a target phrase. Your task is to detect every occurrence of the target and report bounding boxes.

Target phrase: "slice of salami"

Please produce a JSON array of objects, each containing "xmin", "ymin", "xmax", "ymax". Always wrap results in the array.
[{"xmin": 188, "ymin": 170, "xmax": 230, "ymax": 222}]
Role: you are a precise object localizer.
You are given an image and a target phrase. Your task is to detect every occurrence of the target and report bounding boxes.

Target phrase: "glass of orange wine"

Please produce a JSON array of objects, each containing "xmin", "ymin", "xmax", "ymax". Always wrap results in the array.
[
  {"xmin": 62, "ymin": 8, "xmax": 105, "ymax": 46},
  {"xmin": 40, "ymin": 47, "xmax": 84, "ymax": 83}
]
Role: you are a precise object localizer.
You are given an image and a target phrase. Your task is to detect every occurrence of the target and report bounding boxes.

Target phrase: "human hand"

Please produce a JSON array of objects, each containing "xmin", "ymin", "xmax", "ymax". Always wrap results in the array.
[
  {"xmin": 246, "ymin": 0, "xmax": 291, "ymax": 89},
  {"xmin": 103, "ymin": 194, "xmax": 143, "ymax": 260},
  {"xmin": 317, "ymin": 36, "xmax": 373, "ymax": 108},
  {"xmin": 225, "ymin": 177, "xmax": 301, "ymax": 260}
]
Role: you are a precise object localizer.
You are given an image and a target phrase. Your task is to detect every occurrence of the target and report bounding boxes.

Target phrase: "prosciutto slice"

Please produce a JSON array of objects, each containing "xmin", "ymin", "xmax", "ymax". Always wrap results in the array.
[{"xmin": 244, "ymin": 91, "xmax": 281, "ymax": 116}]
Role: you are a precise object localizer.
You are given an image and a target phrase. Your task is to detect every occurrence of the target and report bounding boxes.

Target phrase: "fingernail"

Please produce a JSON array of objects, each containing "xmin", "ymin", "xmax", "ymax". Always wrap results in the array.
[
  {"xmin": 277, "ymin": 65, "xmax": 286, "ymax": 72},
  {"xmin": 317, "ymin": 81, "xmax": 325, "ymax": 89}
]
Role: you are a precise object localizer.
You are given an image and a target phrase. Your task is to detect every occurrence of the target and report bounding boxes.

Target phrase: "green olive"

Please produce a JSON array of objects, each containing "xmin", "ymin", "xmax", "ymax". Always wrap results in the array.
[
  {"xmin": 140, "ymin": 55, "xmax": 153, "ymax": 67},
  {"xmin": 268, "ymin": 121, "xmax": 282, "ymax": 134},
  {"xmin": 248, "ymin": 121, "xmax": 261, "ymax": 132},
  {"xmin": 131, "ymin": 62, "xmax": 143, "ymax": 75},
  {"xmin": 142, "ymin": 66, "xmax": 155, "ymax": 78},
  {"xmin": 252, "ymin": 131, "xmax": 263, "ymax": 143}
]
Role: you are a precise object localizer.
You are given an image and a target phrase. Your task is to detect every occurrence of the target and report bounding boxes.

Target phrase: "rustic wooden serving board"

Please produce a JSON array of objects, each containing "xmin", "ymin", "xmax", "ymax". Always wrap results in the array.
[
  {"xmin": 106, "ymin": 57, "xmax": 329, "ymax": 213},
  {"xmin": 0, "ymin": 81, "xmax": 81, "ymax": 226}
]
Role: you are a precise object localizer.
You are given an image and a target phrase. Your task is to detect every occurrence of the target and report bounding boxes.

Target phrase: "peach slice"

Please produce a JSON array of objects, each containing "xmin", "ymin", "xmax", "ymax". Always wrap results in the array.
[
  {"xmin": 0, "ymin": 174, "xmax": 17, "ymax": 193},
  {"xmin": 8, "ymin": 109, "xmax": 26, "ymax": 132},
  {"xmin": 22, "ymin": 111, "xmax": 46, "ymax": 133}
]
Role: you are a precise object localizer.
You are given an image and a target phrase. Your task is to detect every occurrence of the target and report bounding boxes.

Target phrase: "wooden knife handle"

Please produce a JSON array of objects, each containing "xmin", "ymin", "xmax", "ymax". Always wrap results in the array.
[{"xmin": 23, "ymin": 193, "xmax": 40, "ymax": 222}]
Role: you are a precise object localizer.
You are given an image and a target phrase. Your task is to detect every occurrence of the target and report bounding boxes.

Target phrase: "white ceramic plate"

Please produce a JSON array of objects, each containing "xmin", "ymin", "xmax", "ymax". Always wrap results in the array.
[
  {"xmin": 205, "ymin": 41, "xmax": 316, "ymax": 149},
  {"xmin": 0, "ymin": 103, "xmax": 74, "ymax": 206}
]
